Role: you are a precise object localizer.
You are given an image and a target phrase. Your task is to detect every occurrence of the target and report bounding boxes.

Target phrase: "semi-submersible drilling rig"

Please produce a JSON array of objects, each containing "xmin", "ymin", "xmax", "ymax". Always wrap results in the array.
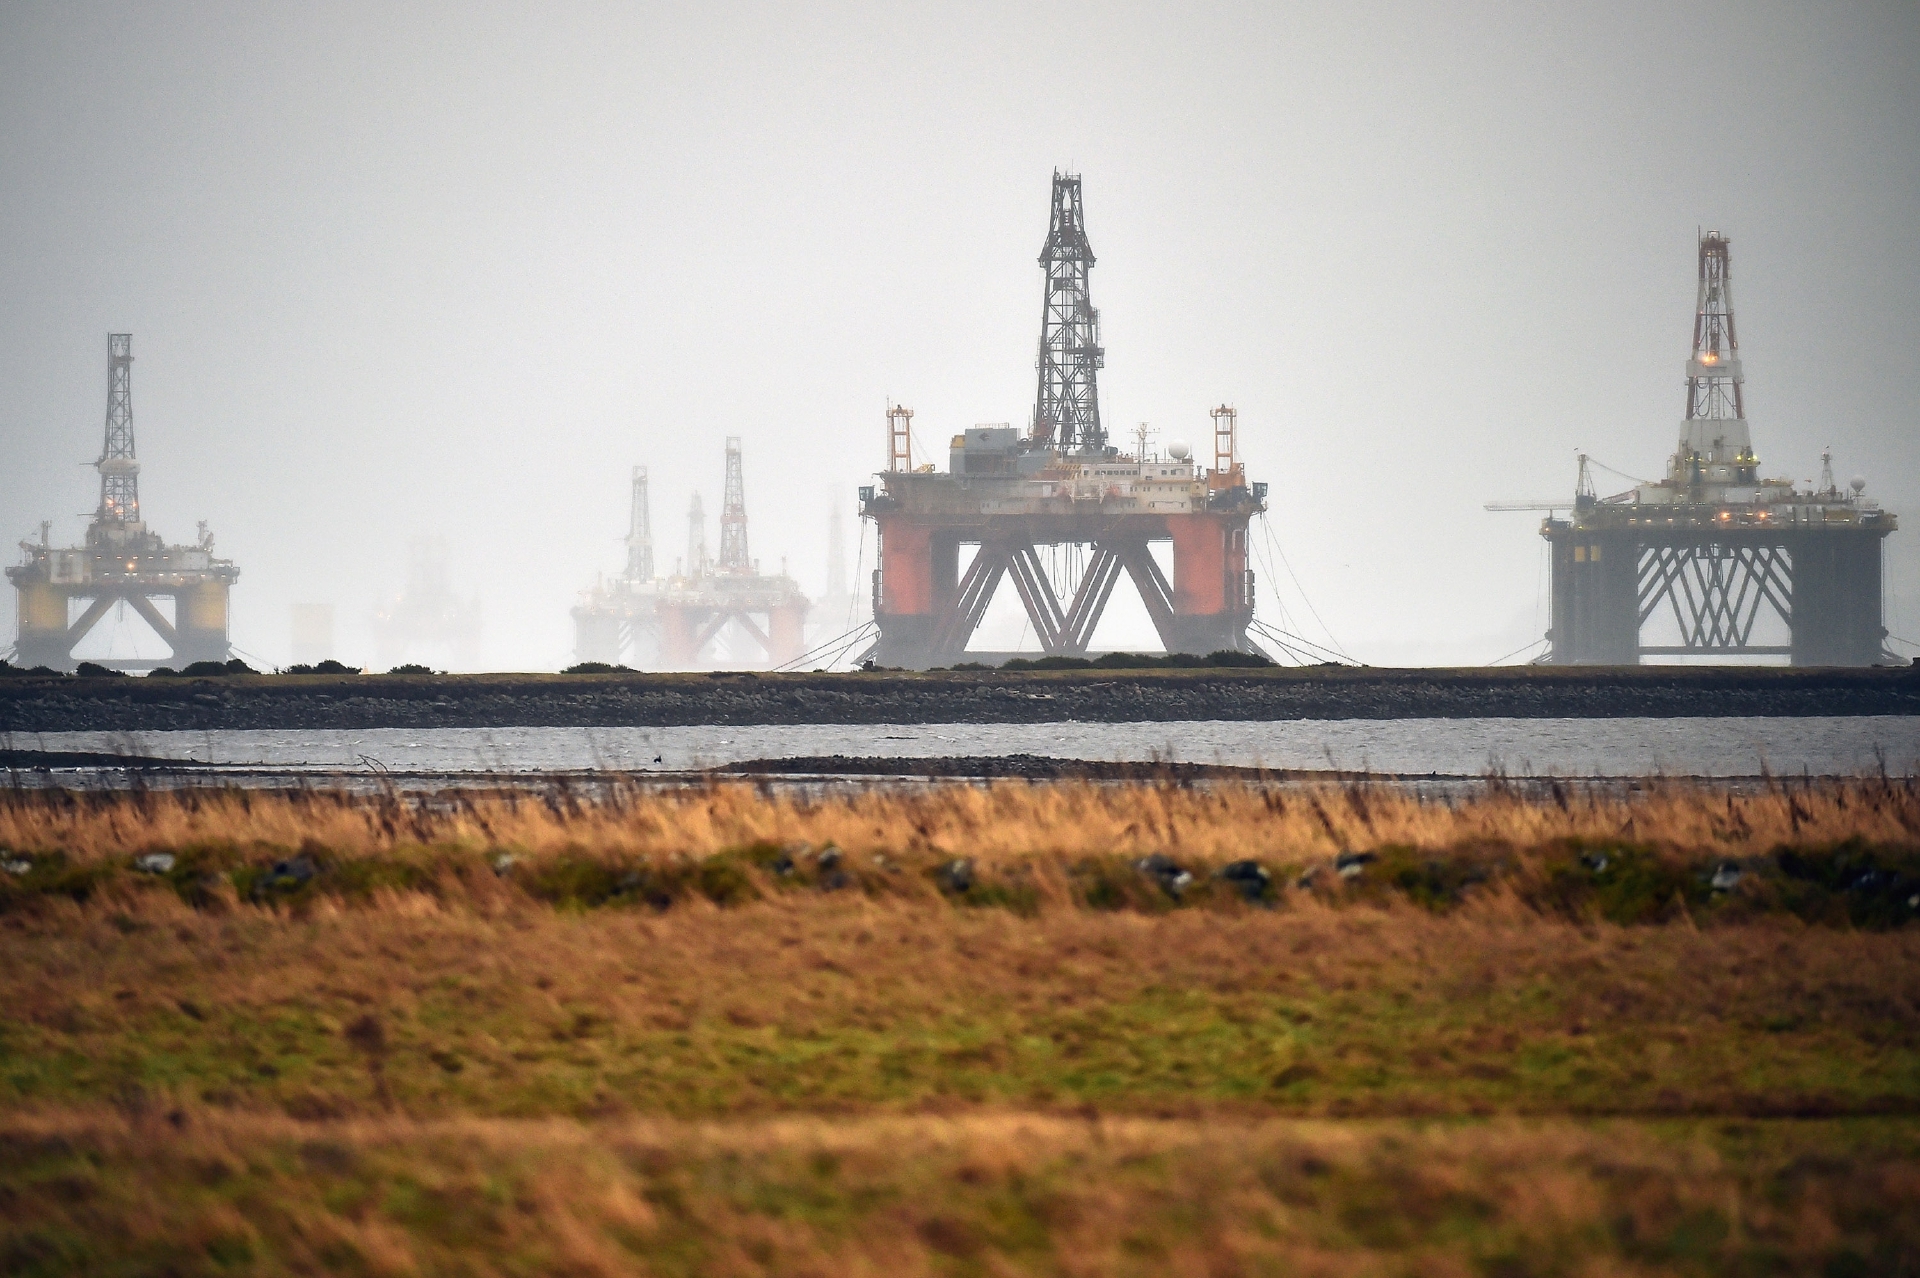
[
  {"xmin": 8, "ymin": 335, "xmax": 239, "ymax": 671},
  {"xmin": 1533, "ymin": 233, "xmax": 1895, "ymax": 665},
  {"xmin": 571, "ymin": 437, "xmax": 808, "ymax": 668},
  {"xmin": 861, "ymin": 172, "xmax": 1268, "ymax": 669}
]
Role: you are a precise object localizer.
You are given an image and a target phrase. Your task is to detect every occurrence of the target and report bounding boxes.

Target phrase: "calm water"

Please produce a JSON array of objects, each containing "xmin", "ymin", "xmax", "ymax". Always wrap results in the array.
[{"xmin": 9, "ymin": 716, "xmax": 1920, "ymax": 777}]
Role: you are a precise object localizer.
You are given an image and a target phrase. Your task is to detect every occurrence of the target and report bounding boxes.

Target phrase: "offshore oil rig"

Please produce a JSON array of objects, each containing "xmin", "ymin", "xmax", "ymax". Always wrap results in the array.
[
  {"xmin": 1510, "ymin": 233, "xmax": 1896, "ymax": 665},
  {"xmin": 8, "ymin": 335, "xmax": 239, "ymax": 671},
  {"xmin": 860, "ymin": 172, "xmax": 1268, "ymax": 669},
  {"xmin": 572, "ymin": 437, "xmax": 808, "ymax": 668}
]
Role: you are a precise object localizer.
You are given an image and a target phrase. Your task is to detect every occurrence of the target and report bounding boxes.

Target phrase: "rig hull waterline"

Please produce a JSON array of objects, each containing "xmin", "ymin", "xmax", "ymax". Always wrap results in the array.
[{"xmin": 862, "ymin": 173, "xmax": 1268, "ymax": 670}]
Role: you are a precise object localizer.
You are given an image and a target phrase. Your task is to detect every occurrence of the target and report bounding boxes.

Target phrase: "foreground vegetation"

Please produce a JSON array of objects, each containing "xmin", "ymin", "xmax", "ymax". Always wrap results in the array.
[
  {"xmin": 2, "ymin": 777, "xmax": 1917, "ymax": 1273},
  {"xmin": 8, "ymin": 1110, "xmax": 1917, "ymax": 1277}
]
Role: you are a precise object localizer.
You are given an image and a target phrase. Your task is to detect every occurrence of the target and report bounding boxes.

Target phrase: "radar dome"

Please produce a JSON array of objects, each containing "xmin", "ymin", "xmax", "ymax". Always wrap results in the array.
[
  {"xmin": 1850, "ymin": 476, "xmax": 1866, "ymax": 493},
  {"xmin": 1167, "ymin": 440, "xmax": 1191, "ymax": 461}
]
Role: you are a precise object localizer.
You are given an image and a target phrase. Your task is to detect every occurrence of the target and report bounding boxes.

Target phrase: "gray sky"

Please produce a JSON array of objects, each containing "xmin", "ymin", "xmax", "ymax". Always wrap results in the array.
[{"xmin": 3, "ymin": 1, "xmax": 1916, "ymax": 669}]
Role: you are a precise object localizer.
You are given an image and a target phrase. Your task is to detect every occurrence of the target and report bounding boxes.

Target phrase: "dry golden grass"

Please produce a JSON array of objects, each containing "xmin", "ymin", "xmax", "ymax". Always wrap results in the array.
[
  {"xmin": 2, "ymin": 777, "xmax": 1917, "ymax": 1274},
  {"xmin": 5, "ymin": 887, "xmax": 1919, "ymax": 1122},
  {"xmin": 0, "ymin": 773, "xmax": 1914, "ymax": 868},
  {"xmin": 5, "ymin": 1107, "xmax": 1917, "ymax": 1277}
]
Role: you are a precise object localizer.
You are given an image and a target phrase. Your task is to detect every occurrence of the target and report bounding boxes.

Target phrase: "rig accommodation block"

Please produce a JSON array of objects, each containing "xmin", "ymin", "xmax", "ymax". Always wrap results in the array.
[
  {"xmin": 9, "ymin": 335, "xmax": 238, "ymax": 671},
  {"xmin": 1544, "ymin": 233, "xmax": 1894, "ymax": 666},
  {"xmin": 861, "ymin": 173, "xmax": 1268, "ymax": 669}
]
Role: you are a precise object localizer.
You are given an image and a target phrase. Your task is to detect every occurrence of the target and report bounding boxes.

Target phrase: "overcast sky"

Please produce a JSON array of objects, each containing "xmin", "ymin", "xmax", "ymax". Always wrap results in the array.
[{"xmin": 3, "ymin": 1, "xmax": 1915, "ymax": 669}]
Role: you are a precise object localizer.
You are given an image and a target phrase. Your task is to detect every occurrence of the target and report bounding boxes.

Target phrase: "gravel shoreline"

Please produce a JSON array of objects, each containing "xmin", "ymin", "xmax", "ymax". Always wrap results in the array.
[{"xmin": 1, "ymin": 666, "xmax": 1914, "ymax": 732}]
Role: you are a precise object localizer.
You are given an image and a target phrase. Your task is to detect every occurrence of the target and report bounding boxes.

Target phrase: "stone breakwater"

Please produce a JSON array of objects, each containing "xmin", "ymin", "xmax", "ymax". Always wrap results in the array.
[{"xmin": 1, "ymin": 668, "xmax": 1915, "ymax": 733}]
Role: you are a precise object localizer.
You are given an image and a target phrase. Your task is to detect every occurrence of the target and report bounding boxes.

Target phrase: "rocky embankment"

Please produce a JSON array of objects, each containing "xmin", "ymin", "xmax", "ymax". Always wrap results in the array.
[{"xmin": 1, "ymin": 666, "xmax": 1915, "ymax": 733}]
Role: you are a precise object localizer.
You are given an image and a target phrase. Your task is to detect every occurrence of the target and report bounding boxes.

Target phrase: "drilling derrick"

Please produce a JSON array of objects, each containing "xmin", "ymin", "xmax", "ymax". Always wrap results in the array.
[
  {"xmin": 718, "ymin": 436, "xmax": 750, "ymax": 570},
  {"xmin": 657, "ymin": 438, "xmax": 808, "ymax": 667},
  {"xmin": 8, "ymin": 335, "xmax": 240, "ymax": 671},
  {"xmin": 686, "ymin": 493, "xmax": 708, "ymax": 575},
  {"xmin": 862, "ymin": 173, "xmax": 1267, "ymax": 669},
  {"xmin": 98, "ymin": 335, "xmax": 139, "ymax": 525},
  {"xmin": 626, "ymin": 466, "xmax": 654, "ymax": 581},
  {"xmin": 1034, "ymin": 172, "xmax": 1106, "ymax": 453},
  {"xmin": 1531, "ymin": 231, "xmax": 1896, "ymax": 665},
  {"xmin": 571, "ymin": 465, "xmax": 662, "ymax": 667}
]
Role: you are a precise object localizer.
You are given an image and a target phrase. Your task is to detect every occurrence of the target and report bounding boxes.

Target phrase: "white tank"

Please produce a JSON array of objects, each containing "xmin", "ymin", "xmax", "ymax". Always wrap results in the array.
[{"xmin": 1167, "ymin": 440, "xmax": 1191, "ymax": 461}]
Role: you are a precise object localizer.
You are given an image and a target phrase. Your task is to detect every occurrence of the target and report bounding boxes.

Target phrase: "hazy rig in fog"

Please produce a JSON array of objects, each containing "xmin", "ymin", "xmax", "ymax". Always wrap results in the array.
[
  {"xmin": 571, "ymin": 437, "xmax": 809, "ymax": 669},
  {"xmin": 8, "ymin": 335, "xmax": 238, "ymax": 672}
]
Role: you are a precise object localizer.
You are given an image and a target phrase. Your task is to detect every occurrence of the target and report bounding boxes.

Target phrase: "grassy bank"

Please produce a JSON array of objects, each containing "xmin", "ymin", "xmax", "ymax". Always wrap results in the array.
[
  {"xmin": 2, "ymin": 778, "xmax": 1917, "ymax": 1272},
  {"xmin": 3, "ymin": 777, "xmax": 1918, "ymax": 927},
  {"xmin": 7, "ymin": 1111, "xmax": 1917, "ymax": 1277}
]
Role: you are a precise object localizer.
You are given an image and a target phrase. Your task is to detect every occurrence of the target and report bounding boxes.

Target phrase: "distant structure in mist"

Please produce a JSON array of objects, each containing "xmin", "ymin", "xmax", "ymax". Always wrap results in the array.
[
  {"xmin": 7, "ymin": 334, "xmax": 239, "ymax": 672},
  {"xmin": 807, "ymin": 501, "xmax": 870, "ymax": 648},
  {"xmin": 373, "ymin": 537, "xmax": 482, "ymax": 670},
  {"xmin": 290, "ymin": 603, "xmax": 335, "ymax": 666},
  {"xmin": 571, "ymin": 466, "xmax": 665, "ymax": 668},
  {"xmin": 572, "ymin": 438, "xmax": 807, "ymax": 669},
  {"xmin": 1490, "ymin": 231, "xmax": 1898, "ymax": 666}
]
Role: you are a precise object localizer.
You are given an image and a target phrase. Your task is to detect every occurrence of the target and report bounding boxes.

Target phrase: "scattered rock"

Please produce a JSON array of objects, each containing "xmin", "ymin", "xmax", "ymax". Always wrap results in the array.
[
  {"xmin": 1848, "ymin": 868, "xmax": 1889, "ymax": 893},
  {"xmin": 133, "ymin": 853, "xmax": 176, "ymax": 874},
  {"xmin": 1135, "ymin": 853, "xmax": 1193, "ymax": 899},
  {"xmin": 490, "ymin": 853, "xmax": 517, "ymax": 876},
  {"xmin": 938, "ymin": 858, "xmax": 974, "ymax": 894},
  {"xmin": 1581, "ymin": 852, "xmax": 1610, "ymax": 874},
  {"xmin": 1710, "ymin": 863, "xmax": 1744, "ymax": 892},
  {"xmin": 1335, "ymin": 851, "xmax": 1377, "ymax": 879},
  {"xmin": 1215, "ymin": 859, "xmax": 1272, "ymax": 903},
  {"xmin": 252, "ymin": 853, "xmax": 318, "ymax": 898},
  {"xmin": 816, "ymin": 845, "xmax": 849, "ymax": 891},
  {"xmin": 2, "ymin": 857, "xmax": 30, "ymax": 876}
]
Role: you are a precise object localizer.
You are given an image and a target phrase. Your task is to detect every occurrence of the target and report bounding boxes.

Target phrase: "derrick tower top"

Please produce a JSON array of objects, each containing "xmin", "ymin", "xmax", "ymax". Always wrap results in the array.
[
  {"xmin": 625, "ymin": 465, "xmax": 653, "ymax": 582},
  {"xmin": 686, "ymin": 492, "xmax": 707, "ymax": 576},
  {"xmin": 718, "ymin": 435, "xmax": 750, "ymax": 572},
  {"xmin": 95, "ymin": 334, "xmax": 140, "ymax": 530},
  {"xmin": 1032, "ymin": 171, "xmax": 1107, "ymax": 455}
]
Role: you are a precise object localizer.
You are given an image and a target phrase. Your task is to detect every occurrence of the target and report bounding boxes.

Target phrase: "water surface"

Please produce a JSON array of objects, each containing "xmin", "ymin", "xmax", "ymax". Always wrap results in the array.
[{"xmin": 11, "ymin": 715, "xmax": 1918, "ymax": 778}]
